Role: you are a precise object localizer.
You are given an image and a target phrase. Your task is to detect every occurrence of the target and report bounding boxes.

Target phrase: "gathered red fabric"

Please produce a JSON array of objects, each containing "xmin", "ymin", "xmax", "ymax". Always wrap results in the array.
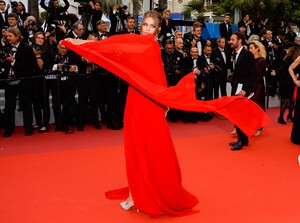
[{"xmin": 62, "ymin": 34, "xmax": 270, "ymax": 217}]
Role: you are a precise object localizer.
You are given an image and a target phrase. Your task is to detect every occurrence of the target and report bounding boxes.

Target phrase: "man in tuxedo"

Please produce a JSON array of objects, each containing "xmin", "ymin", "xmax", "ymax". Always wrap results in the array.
[
  {"xmin": 117, "ymin": 16, "xmax": 139, "ymax": 34},
  {"xmin": 198, "ymin": 45, "xmax": 216, "ymax": 100},
  {"xmin": 6, "ymin": 13, "xmax": 28, "ymax": 43},
  {"xmin": 64, "ymin": 21, "xmax": 85, "ymax": 39},
  {"xmin": 2, "ymin": 27, "xmax": 36, "ymax": 137},
  {"xmin": 40, "ymin": 0, "xmax": 70, "ymax": 25},
  {"xmin": 238, "ymin": 13, "xmax": 253, "ymax": 39},
  {"xmin": 0, "ymin": 0, "xmax": 8, "ymax": 39},
  {"xmin": 183, "ymin": 21, "xmax": 205, "ymax": 56},
  {"xmin": 285, "ymin": 25, "xmax": 297, "ymax": 43},
  {"xmin": 181, "ymin": 47, "xmax": 209, "ymax": 122},
  {"xmin": 51, "ymin": 41, "xmax": 80, "ymax": 133},
  {"xmin": 219, "ymin": 13, "xmax": 232, "ymax": 46},
  {"xmin": 229, "ymin": 32, "xmax": 256, "ymax": 150},
  {"xmin": 211, "ymin": 37, "xmax": 231, "ymax": 98},
  {"xmin": 96, "ymin": 20, "xmax": 110, "ymax": 40},
  {"xmin": 174, "ymin": 37, "xmax": 187, "ymax": 58},
  {"xmin": 76, "ymin": 33, "xmax": 102, "ymax": 131}
]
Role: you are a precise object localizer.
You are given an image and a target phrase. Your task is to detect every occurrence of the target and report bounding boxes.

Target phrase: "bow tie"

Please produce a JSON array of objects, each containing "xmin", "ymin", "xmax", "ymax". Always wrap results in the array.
[{"xmin": 100, "ymin": 33, "xmax": 107, "ymax": 37}]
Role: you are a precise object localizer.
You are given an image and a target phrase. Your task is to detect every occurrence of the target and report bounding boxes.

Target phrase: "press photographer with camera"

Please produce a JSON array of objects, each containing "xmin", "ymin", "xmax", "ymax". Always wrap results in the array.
[
  {"xmin": 88, "ymin": 0, "xmax": 103, "ymax": 33},
  {"xmin": 2, "ymin": 27, "xmax": 36, "ymax": 137},
  {"xmin": 24, "ymin": 15, "xmax": 43, "ymax": 45},
  {"xmin": 183, "ymin": 22, "xmax": 205, "ymax": 56},
  {"xmin": 109, "ymin": 3, "xmax": 128, "ymax": 35},
  {"xmin": 51, "ymin": 41, "xmax": 79, "ymax": 133},
  {"xmin": 40, "ymin": 0, "xmax": 70, "ymax": 26},
  {"xmin": 31, "ymin": 32, "xmax": 53, "ymax": 133}
]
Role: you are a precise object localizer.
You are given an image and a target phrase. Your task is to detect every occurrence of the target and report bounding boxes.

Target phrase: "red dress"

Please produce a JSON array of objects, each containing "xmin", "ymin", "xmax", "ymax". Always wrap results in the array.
[{"xmin": 62, "ymin": 35, "xmax": 270, "ymax": 217}]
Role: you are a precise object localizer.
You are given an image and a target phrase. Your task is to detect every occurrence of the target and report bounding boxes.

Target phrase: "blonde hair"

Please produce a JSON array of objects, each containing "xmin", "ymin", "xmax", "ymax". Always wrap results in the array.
[{"xmin": 249, "ymin": 41, "xmax": 266, "ymax": 59}]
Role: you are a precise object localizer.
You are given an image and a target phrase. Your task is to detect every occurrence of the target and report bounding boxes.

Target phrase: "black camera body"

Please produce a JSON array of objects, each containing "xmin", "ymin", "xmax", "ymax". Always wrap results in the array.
[
  {"xmin": 0, "ymin": 47, "xmax": 12, "ymax": 61},
  {"xmin": 28, "ymin": 20, "xmax": 36, "ymax": 27},
  {"xmin": 33, "ymin": 44, "xmax": 43, "ymax": 52}
]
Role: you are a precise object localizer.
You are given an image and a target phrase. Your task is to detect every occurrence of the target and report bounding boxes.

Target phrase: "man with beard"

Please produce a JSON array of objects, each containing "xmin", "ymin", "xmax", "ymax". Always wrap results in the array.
[{"xmin": 229, "ymin": 32, "xmax": 256, "ymax": 150}]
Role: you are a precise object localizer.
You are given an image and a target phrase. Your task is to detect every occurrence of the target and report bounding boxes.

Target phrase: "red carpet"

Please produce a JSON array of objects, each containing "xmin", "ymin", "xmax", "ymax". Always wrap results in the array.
[{"xmin": 1, "ymin": 107, "xmax": 300, "ymax": 223}]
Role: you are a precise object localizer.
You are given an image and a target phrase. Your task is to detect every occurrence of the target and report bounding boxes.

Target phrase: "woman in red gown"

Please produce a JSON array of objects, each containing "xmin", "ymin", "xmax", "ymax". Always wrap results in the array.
[{"xmin": 62, "ymin": 10, "xmax": 270, "ymax": 217}]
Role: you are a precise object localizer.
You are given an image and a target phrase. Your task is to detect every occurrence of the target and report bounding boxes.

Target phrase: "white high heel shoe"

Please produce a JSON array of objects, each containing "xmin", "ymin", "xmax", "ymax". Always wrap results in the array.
[{"xmin": 120, "ymin": 200, "xmax": 134, "ymax": 211}]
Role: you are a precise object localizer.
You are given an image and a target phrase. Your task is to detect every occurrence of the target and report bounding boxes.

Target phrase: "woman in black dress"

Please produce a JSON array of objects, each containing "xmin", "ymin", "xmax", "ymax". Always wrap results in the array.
[
  {"xmin": 274, "ymin": 46, "xmax": 300, "ymax": 124},
  {"xmin": 288, "ymin": 54, "xmax": 300, "ymax": 144},
  {"xmin": 249, "ymin": 41, "xmax": 267, "ymax": 136}
]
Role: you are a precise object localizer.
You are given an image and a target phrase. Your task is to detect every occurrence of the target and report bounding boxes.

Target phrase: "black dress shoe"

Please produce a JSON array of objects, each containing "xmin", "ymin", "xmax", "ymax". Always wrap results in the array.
[
  {"xmin": 287, "ymin": 114, "xmax": 294, "ymax": 122},
  {"xmin": 231, "ymin": 141, "xmax": 244, "ymax": 151},
  {"xmin": 25, "ymin": 131, "xmax": 33, "ymax": 136},
  {"xmin": 3, "ymin": 132, "xmax": 13, "ymax": 137},
  {"xmin": 93, "ymin": 122, "xmax": 102, "ymax": 129},
  {"xmin": 229, "ymin": 141, "xmax": 238, "ymax": 146},
  {"xmin": 278, "ymin": 117, "xmax": 286, "ymax": 124}
]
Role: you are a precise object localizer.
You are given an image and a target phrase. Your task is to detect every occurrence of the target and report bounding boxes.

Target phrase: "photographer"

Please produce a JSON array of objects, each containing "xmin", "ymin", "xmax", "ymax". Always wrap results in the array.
[
  {"xmin": 88, "ymin": 0, "xmax": 102, "ymax": 33},
  {"xmin": 183, "ymin": 22, "xmax": 205, "ymax": 56},
  {"xmin": 40, "ymin": 0, "xmax": 70, "ymax": 26},
  {"xmin": 2, "ymin": 27, "xmax": 36, "ymax": 137},
  {"xmin": 109, "ymin": 3, "xmax": 127, "ymax": 35},
  {"xmin": 76, "ymin": 33, "xmax": 102, "ymax": 131},
  {"xmin": 51, "ymin": 41, "xmax": 79, "ymax": 133},
  {"xmin": 161, "ymin": 39, "xmax": 183, "ymax": 122},
  {"xmin": 159, "ymin": 9, "xmax": 176, "ymax": 46},
  {"xmin": 31, "ymin": 32, "xmax": 52, "ymax": 133},
  {"xmin": 24, "ymin": 15, "xmax": 43, "ymax": 46}
]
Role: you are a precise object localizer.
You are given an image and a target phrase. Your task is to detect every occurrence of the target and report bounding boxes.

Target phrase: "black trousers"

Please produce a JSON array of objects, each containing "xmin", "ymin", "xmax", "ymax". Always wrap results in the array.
[
  {"xmin": 4, "ymin": 80, "xmax": 33, "ymax": 133},
  {"xmin": 77, "ymin": 76, "xmax": 101, "ymax": 125},
  {"xmin": 235, "ymin": 125, "xmax": 248, "ymax": 144}
]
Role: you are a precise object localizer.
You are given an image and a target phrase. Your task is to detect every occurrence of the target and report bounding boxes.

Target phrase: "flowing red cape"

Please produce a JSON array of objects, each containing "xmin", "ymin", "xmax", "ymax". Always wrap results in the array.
[{"xmin": 62, "ymin": 34, "xmax": 270, "ymax": 136}]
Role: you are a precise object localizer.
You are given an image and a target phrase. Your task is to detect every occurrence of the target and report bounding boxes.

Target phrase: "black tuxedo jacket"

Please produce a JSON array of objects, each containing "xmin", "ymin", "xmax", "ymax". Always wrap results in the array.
[
  {"xmin": 4, "ymin": 41, "xmax": 36, "ymax": 78},
  {"xmin": 231, "ymin": 48, "xmax": 256, "ymax": 96},
  {"xmin": 181, "ymin": 55, "xmax": 206, "ymax": 75},
  {"xmin": 183, "ymin": 32, "xmax": 205, "ymax": 55},
  {"xmin": 219, "ymin": 22, "xmax": 232, "ymax": 41},
  {"xmin": 211, "ymin": 47, "xmax": 231, "ymax": 77},
  {"xmin": 97, "ymin": 32, "xmax": 111, "ymax": 40},
  {"xmin": 117, "ymin": 28, "xmax": 140, "ymax": 35}
]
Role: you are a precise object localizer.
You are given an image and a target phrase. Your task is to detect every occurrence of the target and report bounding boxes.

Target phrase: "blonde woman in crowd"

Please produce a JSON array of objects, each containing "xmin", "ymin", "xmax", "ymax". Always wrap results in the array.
[{"xmin": 248, "ymin": 41, "xmax": 267, "ymax": 136}]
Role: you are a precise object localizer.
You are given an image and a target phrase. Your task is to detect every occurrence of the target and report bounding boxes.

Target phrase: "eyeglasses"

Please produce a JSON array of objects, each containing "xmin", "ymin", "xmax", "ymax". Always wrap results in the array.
[{"xmin": 36, "ymin": 37, "xmax": 45, "ymax": 40}]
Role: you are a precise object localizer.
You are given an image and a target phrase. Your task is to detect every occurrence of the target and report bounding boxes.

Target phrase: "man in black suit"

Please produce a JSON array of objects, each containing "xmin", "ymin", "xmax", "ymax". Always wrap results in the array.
[
  {"xmin": 183, "ymin": 21, "xmax": 205, "ymax": 56},
  {"xmin": 40, "ymin": 0, "xmax": 69, "ymax": 25},
  {"xmin": 96, "ymin": 20, "xmax": 110, "ymax": 40},
  {"xmin": 0, "ymin": 0, "xmax": 8, "ymax": 39},
  {"xmin": 64, "ymin": 21, "xmax": 85, "ymax": 39},
  {"xmin": 229, "ymin": 32, "xmax": 256, "ymax": 150},
  {"xmin": 285, "ymin": 25, "xmax": 297, "ymax": 43},
  {"xmin": 211, "ymin": 37, "xmax": 231, "ymax": 98},
  {"xmin": 238, "ymin": 13, "xmax": 253, "ymax": 39},
  {"xmin": 181, "ymin": 47, "xmax": 210, "ymax": 122},
  {"xmin": 219, "ymin": 13, "xmax": 232, "ymax": 46},
  {"xmin": 117, "ymin": 16, "xmax": 139, "ymax": 35},
  {"xmin": 6, "ymin": 13, "xmax": 28, "ymax": 43},
  {"xmin": 2, "ymin": 27, "xmax": 36, "ymax": 137}
]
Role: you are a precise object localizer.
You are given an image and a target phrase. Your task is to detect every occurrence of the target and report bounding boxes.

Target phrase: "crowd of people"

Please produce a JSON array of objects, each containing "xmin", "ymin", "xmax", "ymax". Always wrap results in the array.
[{"xmin": 0, "ymin": 1, "xmax": 299, "ymax": 141}]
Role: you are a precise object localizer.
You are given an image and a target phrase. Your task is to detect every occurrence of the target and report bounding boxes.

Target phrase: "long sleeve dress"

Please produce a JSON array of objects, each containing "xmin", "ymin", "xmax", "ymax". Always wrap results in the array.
[{"xmin": 62, "ymin": 34, "xmax": 270, "ymax": 217}]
